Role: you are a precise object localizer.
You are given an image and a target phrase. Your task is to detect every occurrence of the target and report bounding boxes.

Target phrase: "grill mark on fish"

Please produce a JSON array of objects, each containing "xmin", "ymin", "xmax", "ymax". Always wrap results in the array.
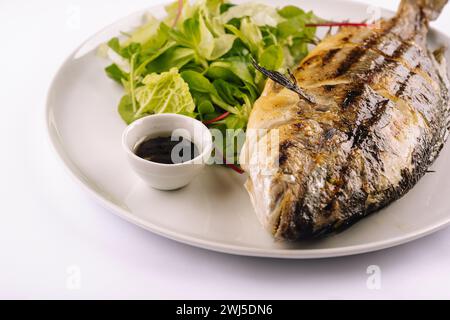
[
  {"xmin": 353, "ymin": 100, "xmax": 390, "ymax": 146},
  {"xmin": 335, "ymin": 35, "xmax": 413, "ymax": 114},
  {"xmin": 396, "ymin": 70, "xmax": 414, "ymax": 96},
  {"xmin": 334, "ymin": 22, "xmax": 396, "ymax": 78},
  {"xmin": 340, "ymin": 54, "xmax": 395, "ymax": 110},
  {"xmin": 334, "ymin": 47, "xmax": 366, "ymax": 77},
  {"xmin": 315, "ymin": 36, "xmax": 436, "ymax": 88},
  {"xmin": 287, "ymin": 93, "xmax": 391, "ymax": 234},
  {"xmin": 368, "ymin": 47, "xmax": 437, "ymax": 87},
  {"xmin": 293, "ymin": 41, "xmax": 417, "ymax": 227},
  {"xmin": 313, "ymin": 43, "xmax": 436, "ymax": 94},
  {"xmin": 345, "ymin": 98, "xmax": 389, "ymax": 161},
  {"xmin": 317, "ymin": 68, "xmax": 417, "ymax": 221},
  {"xmin": 322, "ymin": 48, "xmax": 341, "ymax": 65},
  {"xmin": 392, "ymin": 41, "xmax": 411, "ymax": 59},
  {"xmin": 342, "ymin": 85, "xmax": 365, "ymax": 109},
  {"xmin": 328, "ymin": 31, "xmax": 405, "ymax": 112}
]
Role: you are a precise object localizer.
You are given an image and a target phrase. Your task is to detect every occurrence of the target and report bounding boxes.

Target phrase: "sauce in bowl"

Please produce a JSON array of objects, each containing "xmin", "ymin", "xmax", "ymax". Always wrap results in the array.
[{"xmin": 134, "ymin": 134, "xmax": 200, "ymax": 165}]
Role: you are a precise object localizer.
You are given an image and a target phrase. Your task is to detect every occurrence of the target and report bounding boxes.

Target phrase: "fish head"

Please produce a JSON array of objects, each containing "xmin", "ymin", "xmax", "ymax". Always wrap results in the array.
[{"xmin": 240, "ymin": 95, "xmax": 330, "ymax": 238}]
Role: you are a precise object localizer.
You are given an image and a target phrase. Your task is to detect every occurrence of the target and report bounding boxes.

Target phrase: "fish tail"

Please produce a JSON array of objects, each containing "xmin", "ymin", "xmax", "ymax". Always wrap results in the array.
[{"xmin": 398, "ymin": 0, "xmax": 448, "ymax": 21}]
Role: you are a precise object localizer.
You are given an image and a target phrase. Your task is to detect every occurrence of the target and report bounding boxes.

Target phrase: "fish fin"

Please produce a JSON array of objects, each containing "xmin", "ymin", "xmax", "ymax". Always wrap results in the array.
[{"xmin": 399, "ymin": 0, "xmax": 448, "ymax": 21}]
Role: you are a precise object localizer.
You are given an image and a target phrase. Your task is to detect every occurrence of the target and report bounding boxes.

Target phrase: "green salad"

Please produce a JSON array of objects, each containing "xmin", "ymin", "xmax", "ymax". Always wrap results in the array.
[{"xmin": 102, "ymin": 0, "xmax": 318, "ymax": 165}]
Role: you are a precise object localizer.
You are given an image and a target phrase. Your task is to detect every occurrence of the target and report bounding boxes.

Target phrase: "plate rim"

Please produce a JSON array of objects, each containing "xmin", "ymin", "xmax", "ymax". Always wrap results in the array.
[{"xmin": 45, "ymin": 0, "xmax": 450, "ymax": 259}]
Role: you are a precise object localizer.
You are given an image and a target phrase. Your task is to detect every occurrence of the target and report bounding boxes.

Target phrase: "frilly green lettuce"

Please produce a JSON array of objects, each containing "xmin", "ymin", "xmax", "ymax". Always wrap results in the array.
[{"xmin": 119, "ymin": 68, "xmax": 195, "ymax": 124}]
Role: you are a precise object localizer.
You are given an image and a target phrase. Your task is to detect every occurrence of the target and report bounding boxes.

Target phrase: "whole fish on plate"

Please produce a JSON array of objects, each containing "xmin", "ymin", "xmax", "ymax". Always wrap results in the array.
[{"xmin": 241, "ymin": 0, "xmax": 450, "ymax": 240}]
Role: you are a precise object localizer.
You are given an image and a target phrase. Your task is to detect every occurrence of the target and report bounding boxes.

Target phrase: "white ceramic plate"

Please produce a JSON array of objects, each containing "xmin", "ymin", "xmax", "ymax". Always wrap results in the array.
[{"xmin": 46, "ymin": 0, "xmax": 450, "ymax": 258}]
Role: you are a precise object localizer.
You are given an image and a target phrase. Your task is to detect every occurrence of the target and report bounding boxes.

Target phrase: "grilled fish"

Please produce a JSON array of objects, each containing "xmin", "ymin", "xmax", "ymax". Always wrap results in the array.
[{"xmin": 241, "ymin": 0, "xmax": 450, "ymax": 240}]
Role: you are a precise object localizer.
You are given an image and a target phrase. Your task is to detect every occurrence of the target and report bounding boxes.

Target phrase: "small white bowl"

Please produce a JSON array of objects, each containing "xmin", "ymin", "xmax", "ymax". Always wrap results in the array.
[{"xmin": 122, "ymin": 114, "xmax": 213, "ymax": 191}]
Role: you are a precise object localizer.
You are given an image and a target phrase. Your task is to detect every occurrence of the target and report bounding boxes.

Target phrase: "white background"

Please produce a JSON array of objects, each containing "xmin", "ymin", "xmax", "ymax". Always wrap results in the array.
[{"xmin": 1, "ymin": 0, "xmax": 450, "ymax": 299}]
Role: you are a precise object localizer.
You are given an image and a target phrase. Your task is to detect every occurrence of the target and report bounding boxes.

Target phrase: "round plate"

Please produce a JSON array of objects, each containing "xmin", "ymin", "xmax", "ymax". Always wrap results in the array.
[{"xmin": 46, "ymin": 0, "xmax": 450, "ymax": 258}]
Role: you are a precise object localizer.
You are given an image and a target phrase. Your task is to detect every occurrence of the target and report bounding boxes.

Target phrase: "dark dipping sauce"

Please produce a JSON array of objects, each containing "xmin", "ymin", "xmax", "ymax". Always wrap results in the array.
[{"xmin": 134, "ymin": 135, "xmax": 200, "ymax": 164}]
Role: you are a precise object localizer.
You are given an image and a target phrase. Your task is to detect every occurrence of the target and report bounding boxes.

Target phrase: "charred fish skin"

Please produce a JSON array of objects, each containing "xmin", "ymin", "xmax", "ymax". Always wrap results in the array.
[{"xmin": 242, "ymin": 0, "xmax": 450, "ymax": 240}]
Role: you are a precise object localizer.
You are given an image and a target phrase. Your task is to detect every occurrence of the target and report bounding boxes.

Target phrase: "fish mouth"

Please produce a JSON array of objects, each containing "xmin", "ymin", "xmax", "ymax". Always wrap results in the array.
[
  {"xmin": 241, "ymin": 129, "xmax": 287, "ymax": 236},
  {"xmin": 244, "ymin": 172, "xmax": 283, "ymax": 235}
]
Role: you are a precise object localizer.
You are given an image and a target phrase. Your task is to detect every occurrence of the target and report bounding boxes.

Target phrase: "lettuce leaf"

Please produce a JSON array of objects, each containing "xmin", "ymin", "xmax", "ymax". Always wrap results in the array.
[
  {"xmin": 118, "ymin": 68, "xmax": 195, "ymax": 124},
  {"xmin": 209, "ymin": 57, "xmax": 255, "ymax": 87},
  {"xmin": 259, "ymin": 45, "xmax": 284, "ymax": 70},
  {"xmin": 225, "ymin": 17, "xmax": 262, "ymax": 57},
  {"xmin": 122, "ymin": 15, "xmax": 162, "ymax": 47},
  {"xmin": 168, "ymin": 11, "xmax": 236, "ymax": 62},
  {"xmin": 220, "ymin": 3, "xmax": 284, "ymax": 27}
]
